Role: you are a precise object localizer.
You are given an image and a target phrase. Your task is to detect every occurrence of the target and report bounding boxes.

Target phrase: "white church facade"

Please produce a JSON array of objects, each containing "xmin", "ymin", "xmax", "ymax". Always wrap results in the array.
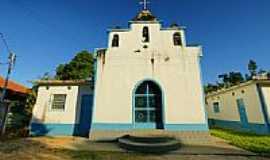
[{"xmin": 30, "ymin": 9, "xmax": 208, "ymax": 140}]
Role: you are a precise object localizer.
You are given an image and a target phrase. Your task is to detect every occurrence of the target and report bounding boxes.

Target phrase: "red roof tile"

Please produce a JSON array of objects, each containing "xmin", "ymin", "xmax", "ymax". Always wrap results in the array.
[{"xmin": 0, "ymin": 76, "xmax": 30, "ymax": 94}]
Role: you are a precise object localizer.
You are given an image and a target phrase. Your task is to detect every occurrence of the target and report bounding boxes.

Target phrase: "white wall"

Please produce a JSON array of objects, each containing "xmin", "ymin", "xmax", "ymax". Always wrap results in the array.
[
  {"xmin": 31, "ymin": 85, "xmax": 79, "ymax": 124},
  {"xmin": 206, "ymin": 83, "xmax": 265, "ymax": 124},
  {"xmin": 93, "ymin": 21, "xmax": 206, "ymax": 125}
]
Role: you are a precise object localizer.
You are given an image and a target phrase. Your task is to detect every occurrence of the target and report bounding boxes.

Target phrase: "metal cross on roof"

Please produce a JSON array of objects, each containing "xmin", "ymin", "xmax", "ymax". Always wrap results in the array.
[{"xmin": 139, "ymin": 0, "xmax": 150, "ymax": 10}]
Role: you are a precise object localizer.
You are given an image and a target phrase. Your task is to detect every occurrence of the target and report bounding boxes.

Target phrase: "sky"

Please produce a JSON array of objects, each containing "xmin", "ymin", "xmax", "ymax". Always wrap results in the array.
[{"xmin": 0, "ymin": 0, "xmax": 270, "ymax": 87}]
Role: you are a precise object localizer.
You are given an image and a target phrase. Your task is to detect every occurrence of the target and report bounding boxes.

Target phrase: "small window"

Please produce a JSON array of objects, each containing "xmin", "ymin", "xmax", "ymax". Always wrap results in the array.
[
  {"xmin": 112, "ymin": 34, "xmax": 119, "ymax": 47},
  {"xmin": 213, "ymin": 102, "xmax": 220, "ymax": 113},
  {"xmin": 142, "ymin": 26, "xmax": 149, "ymax": 43},
  {"xmin": 173, "ymin": 32, "xmax": 182, "ymax": 46},
  {"xmin": 51, "ymin": 94, "xmax": 66, "ymax": 111}
]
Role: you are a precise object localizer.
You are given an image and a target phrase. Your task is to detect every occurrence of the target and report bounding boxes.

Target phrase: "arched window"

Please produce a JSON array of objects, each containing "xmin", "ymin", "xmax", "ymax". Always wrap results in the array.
[
  {"xmin": 173, "ymin": 32, "xmax": 182, "ymax": 46},
  {"xmin": 142, "ymin": 27, "xmax": 149, "ymax": 43},
  {"xmin": 112, "ymin": 34, "xmax": 119, "ymax": 47}
]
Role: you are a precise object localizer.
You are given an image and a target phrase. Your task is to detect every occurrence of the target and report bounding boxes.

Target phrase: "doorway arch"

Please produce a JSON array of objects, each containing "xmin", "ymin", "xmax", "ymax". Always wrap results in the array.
[{"xmin": 133, "ymin": 80, "xmax": 164, "ymax": 129}]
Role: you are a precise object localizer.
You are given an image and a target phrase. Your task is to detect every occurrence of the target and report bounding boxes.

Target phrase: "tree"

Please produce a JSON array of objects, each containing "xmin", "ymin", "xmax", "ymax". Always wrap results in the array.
[
  {"xmin": 5, "ymin": 90, "xmax": 36, "ymax": 138},
  {"xmin": 248, "ymin": 60, "xmax": 257, "ymax": 78},
  {"xmin": 204, "ymin": 83, "xmax": 219, "ymax": 94},
  {"xmin": 258, "ymin": 69, "xmax": 267, "ymax": 75},
  {"xmin": 218, "ymin": 73, "xmax": 230, "ymax": 87},
  {"xmin": 56, "ymin": 50, "xmax": 94, "ymax": 80},
  {"xmin": 218, "ymin": 72, "xmax": 244, "ymax": 87},
  {"xmin": 228, "ymin": 72, "xmax": 244, "ymax": 85}
]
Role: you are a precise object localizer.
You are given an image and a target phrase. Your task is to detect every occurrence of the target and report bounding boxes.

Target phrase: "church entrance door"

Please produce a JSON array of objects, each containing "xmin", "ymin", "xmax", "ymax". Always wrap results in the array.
[{"xmin": 134, "ymin": 80, "xmax": 164, "ymax": 129}]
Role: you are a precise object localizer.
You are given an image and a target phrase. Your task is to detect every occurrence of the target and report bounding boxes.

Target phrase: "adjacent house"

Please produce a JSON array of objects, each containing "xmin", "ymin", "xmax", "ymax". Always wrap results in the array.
[
  {"xmin": 30, "ymin": 80, "xmax": 94, "ymax": 137},
  {"xmin": 206, "ymin": 78, "xmax": 270, "ymax": 134}
]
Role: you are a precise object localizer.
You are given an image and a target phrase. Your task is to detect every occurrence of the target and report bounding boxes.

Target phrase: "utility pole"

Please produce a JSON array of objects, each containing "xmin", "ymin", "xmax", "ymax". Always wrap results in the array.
[{"xmin": 0, "ymin": 33, "xmax": 16, "ymax": 136}]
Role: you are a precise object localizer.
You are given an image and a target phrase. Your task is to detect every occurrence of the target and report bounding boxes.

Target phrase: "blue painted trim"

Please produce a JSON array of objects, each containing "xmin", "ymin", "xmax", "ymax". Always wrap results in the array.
[
  {"xmin": 236, "ymin": 98, "xmax": 249, "ymax": 127},
  {"xmin": 30, "ymin": 123, "xmax": 78, "ymax": 136},
  {"xmin": 132, "ymin": 79, "xmax": 165, "ymax": 129},
  {"xmin": 209, "ymin": 119, "xmax": 270, "ymax": 135},
  {"xmin": 165, "ymin": 124, "xmax": 208, "ymax": 131},
  {"xmin": 198, "ymin": 57, "xmax": 209, "ymax": 129},
  {"xmin": 92, "ymin": 123, "xmax": 208, "ymax": 131},
  {"xmin": 256, "ymin": 84, "xmax": 270, "ymax": 132},
  {"xmin": 134, "ymin": 123, "xmax": 156, "ymax": 129}
]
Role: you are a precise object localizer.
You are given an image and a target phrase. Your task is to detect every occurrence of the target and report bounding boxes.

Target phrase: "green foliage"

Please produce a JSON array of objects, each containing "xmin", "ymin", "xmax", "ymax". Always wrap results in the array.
[
  {"xmin": 204, "ymin": 83, "xmax": 219, "ymax": 93},
  {"xmin": 5, "ymin": 90, "xmax": 36, "ymax": 138},
  {"xmin": 229, "ymin": 72, "xmax": 244, "ymax": 85},
  {"xmin": 258, "ymin": 69, "xmax": 267, "ymax": 75},
  {"xmin": 6, "ymin": 101, "xmax": 30, "ymax": 137},
  {"xmin": 218, "ymin": 72, "xmax": 244, "ymax": 87},
  {"xmin": 56, "ymin": 50, "xmax": 94, "ymax": 80},
  {"xmin": 211, "ymin": 128, "xmax": 270, "ymax": 154},
  {"xmin": 205, "ymin": 59, "xmax": 268, "ymax": 94},
  {"xmin": 248, "ymin": 59, "xmax": 258, "ymax": 78},
  {"xmin": 205, "ymin": 72, "xmax": 245, "ymax": 93}
]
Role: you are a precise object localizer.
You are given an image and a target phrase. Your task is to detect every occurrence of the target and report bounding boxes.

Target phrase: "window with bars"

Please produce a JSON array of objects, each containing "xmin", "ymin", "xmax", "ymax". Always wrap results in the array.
[{"xmin": 51, "ymin": 94, "xmax": 66, "ymax": 111}]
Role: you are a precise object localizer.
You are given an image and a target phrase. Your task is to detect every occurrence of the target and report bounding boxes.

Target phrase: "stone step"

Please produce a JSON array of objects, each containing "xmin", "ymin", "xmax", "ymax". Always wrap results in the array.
[{"xmin": 118, "ymin": 135, "xmax": 181, "ymax": 153}]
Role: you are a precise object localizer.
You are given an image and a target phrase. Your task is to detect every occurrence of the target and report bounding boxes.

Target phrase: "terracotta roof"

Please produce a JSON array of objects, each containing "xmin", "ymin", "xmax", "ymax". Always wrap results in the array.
[{"xmin": 0, "ymin": 76, "xmax": 30, "ymax": 94}]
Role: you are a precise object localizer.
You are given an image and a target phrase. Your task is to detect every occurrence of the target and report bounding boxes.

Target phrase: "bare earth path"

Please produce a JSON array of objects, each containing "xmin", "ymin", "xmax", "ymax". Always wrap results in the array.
[{"xmin": 0, "ymin": 136, "xmax": 269, "ymax": 160}]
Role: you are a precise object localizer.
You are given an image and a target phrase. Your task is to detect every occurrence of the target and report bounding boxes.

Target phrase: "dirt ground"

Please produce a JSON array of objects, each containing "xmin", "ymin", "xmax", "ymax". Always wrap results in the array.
[{"xmin": 0, "ymin": 137, "xmax": 269, "ymax": 160}]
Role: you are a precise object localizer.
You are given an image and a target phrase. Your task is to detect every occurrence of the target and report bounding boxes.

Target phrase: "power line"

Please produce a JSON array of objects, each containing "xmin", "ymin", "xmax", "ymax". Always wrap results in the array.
[{"xmin": 0, "ymin": 33, "xmax": 12, "ymax": 54}]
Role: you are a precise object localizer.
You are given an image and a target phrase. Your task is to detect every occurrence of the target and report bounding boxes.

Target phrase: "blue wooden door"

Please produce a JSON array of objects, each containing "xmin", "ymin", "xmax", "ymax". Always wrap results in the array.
[
  {"xmin": 237, "ymin": 99, "xmax": 249, "ymax": 128},
  {"xmin": 78, "ymin": 94, "xmax": 93, "ymax": 137}
]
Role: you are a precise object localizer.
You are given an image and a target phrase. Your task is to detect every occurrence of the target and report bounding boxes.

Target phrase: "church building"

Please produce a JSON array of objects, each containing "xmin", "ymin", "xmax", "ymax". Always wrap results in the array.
[
  {"xmin": 91, "ymin": 9, "xmax": 208, "ymax": 140},
  {"xmin": 30, "ymin": 6, "xmax": 208, "ymax": 141}
]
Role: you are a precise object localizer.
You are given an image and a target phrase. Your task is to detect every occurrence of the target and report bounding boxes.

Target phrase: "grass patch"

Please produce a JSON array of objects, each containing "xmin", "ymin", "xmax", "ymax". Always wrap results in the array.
[{"xmin": 211, "ymin": 128, "xmax": 270, "ymax": 154}]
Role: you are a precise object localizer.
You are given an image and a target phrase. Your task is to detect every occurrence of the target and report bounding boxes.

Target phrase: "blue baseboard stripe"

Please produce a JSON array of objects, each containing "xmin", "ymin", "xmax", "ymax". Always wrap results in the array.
[
  {"xmin": 30, "ymin": 123, "xmax": 78, "ymax": 136},
  {"xmin": 31, "ymin": 122, "xmax": 209, "ymax": 136},
  {"xmin": 165, "ymin": 124, "xmax": 209, "ymax": 131},
  {"xmin": 209, "ymin": 119, "xmax": 270, "ymax": 134}
]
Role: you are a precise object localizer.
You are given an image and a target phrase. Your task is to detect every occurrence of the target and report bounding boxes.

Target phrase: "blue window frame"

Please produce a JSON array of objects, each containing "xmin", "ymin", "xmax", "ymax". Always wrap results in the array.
[{"xmin": 213, "ymin": 102, "xmax": 220, "ymax": 113}]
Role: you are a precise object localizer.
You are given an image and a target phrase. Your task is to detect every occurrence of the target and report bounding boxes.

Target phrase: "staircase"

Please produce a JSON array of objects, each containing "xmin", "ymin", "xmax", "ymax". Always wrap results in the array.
[{"xmin": 118, "ymin": 135, "xmax": 181, "ymax": 153}]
